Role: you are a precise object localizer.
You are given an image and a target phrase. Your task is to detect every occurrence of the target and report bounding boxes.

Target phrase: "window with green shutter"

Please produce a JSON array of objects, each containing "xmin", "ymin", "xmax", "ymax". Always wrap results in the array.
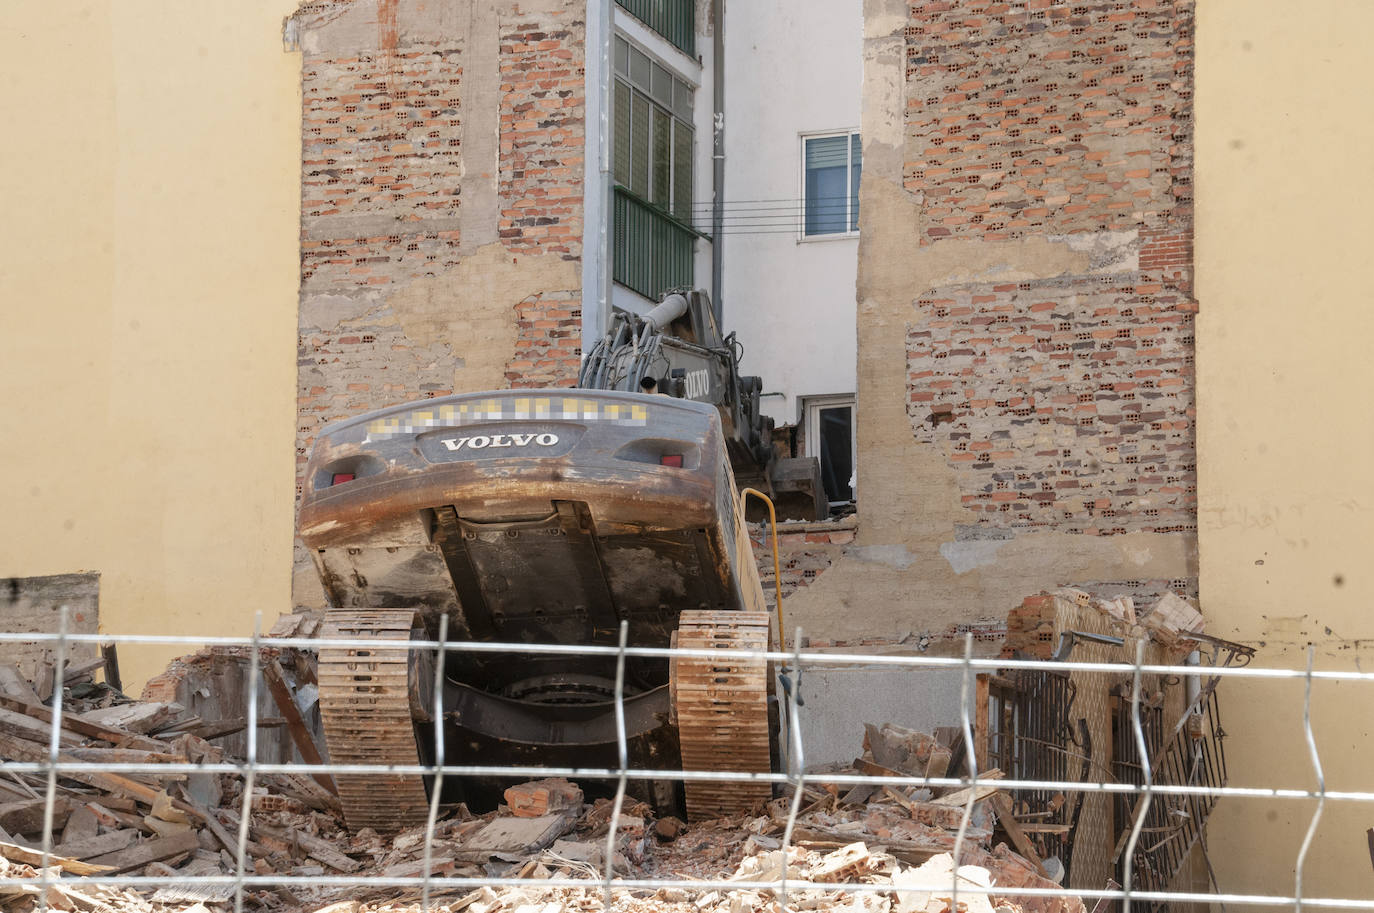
[
  {"xmin": 630, "ymin": 92, "xmax": 651, "ymax": 198},
  {"xmin": 612, "ymin": 34, "xmax": 695, "ymax": 221},
  {"xmin": 610, "ymin": 34, "xmax": 699, "ymax": 300},
  {"xmin": 672, "ymin": 122, "xmax": 693, "ymax": 222},
  {"xmin": 614, "ymin": 0, "xmax": 694, "ymax": 57},
  {"xmin": 613, "ymin": 80, "xmax": 632, "ymax": 189}
]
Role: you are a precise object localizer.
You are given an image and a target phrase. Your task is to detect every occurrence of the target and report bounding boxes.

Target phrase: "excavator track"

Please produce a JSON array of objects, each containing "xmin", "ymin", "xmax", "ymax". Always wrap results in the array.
[
  {"xmin": 318, "ymin": 609, "xmax": 429, "ymax": 832},
  {"xmin": 672, "ymin": 610, "xmax": 773, "ymax": 821}
]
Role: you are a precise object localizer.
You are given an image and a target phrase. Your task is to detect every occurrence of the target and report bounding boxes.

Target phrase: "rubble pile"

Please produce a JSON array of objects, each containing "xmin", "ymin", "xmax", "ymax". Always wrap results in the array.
[
  {"xmin": 0, "ymin": 643, "xmax": 1084, "ymax": 913},
  {"xmin": 0, "ymin": 617, "xmax": 1090, "ymax": 913},
  {"xmin": 0, "ymin": 654, "xmax": 341, "ymax": 911}
]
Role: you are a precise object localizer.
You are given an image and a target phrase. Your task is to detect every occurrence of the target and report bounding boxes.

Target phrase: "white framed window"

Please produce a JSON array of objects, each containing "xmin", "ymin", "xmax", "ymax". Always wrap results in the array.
[
  {"xmin": 800, "ymin": 130, "xmax": 861, "ymax": 238},
  {"xmin": 804, "ymin": 395, "xmax": 856, "ymax": 506}
]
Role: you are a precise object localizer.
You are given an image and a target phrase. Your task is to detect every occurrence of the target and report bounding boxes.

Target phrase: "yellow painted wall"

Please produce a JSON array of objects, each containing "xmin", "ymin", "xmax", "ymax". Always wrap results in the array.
[
  {"xmin": 1197, "ymin": 0, "xmax": 1374, "ymax": 899},
  {"xmin": 0, "ymin": 2, "xmax": 300, "ymax": 688}
]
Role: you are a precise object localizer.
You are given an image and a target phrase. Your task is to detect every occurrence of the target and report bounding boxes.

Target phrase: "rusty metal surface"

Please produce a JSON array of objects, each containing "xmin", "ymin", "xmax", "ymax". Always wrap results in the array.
[
  {"xmin": 299, "ymin": 391, "xmax": 725, "ymax": 547},
  {"xmin": 1114, "ymin": 649, "xmax": 1239, "ymax": 911},
  {"xmin": 987, "ymin": 669, "xmax": 1086, "ymax": 881},
  {"xmin": 318, "ymin": 609, "xmax": 429, "ymax": 832},
  {"xmin": 673, "ymin": 611, "xmax": 773, "ymax": 821}
]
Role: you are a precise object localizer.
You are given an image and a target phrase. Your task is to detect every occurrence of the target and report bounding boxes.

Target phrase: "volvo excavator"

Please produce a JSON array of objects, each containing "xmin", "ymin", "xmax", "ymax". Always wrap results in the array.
[
  {"xmin": 579, "ymin": 289, "xmax": 823, "ymax": 522},
  {"xmin": 300, "ymin": 389, "xmax": 785, "ymax": 832}
]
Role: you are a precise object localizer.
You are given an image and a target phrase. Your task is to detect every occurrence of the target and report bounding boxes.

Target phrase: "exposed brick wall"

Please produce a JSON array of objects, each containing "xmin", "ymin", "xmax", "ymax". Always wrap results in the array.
[
  {"xmin": 1139, "ymin": 226, "xmax": 1192, "ymax": 290},
  {"xmin": 291, "ymin": 1, "xmax": 586, "ymax": 603},
  {"xmin": 509, "ymin": 289, "xmax": 583, "ymax": 387},
  {"xmin": 497, "ymin": 17, "xmax": 586, "ymax": 389},
  {"xmin": 300, "ymin": 50, "xmax": 465, "ymax": 227},
  {"xmin": 903, "ymin": 0, "xmax": 1195, "ymax": 541},
  {"xmin": 905, "ymin": 0, "xmax": 1193, "ymax": 241},
  {"xmin": 498, "ymin": 19, "xmax": 584, "ymax": 255},
  {"xmin": 749, "ymin": 521, "xmax": 857, "ymax": 608},
  {"xmin": 300, "ymin": 232, "xmax": 464, "ymax": 290},
  {"xmin": 907, "ymin": 274, "xmax": 1196, "ymax": 536},
  {"xmin": 293, "ymin": 1, "xmax": 586, "ymax": 482}
]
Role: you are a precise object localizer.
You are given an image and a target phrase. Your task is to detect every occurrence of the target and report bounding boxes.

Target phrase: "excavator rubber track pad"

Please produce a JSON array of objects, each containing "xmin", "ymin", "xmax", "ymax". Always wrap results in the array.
[
  {"xmin": 673, "ymin": 611, "xmax": 772, "ymax": 821},
  {"xmin": 318, "ymin": 609, "xmax": 429, "ymax": 832}
]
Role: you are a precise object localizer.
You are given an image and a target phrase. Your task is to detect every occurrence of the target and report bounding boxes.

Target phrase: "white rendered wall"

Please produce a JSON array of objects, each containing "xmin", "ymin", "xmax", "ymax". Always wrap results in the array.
[{"xmin": 721, "ymin": 0, "xmax": 862, "ymax": 428}]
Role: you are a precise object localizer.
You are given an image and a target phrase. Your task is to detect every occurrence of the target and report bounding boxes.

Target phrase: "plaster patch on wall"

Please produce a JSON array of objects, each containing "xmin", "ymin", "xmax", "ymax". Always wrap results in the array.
[
  {"xmin": 895, "ymin": 236, "xmax": 1099, "ymax": 292},
  {"xmin": 290, "ymin": 0, "xmax": 466, "ymax": 56},
  {"xmin": 385, "ymin": 242, "xmax": 578, "ymax": 392},
  {"xmin": 851, "ymin": 544, "xmax": 916, "ymax": 570},
  {"xmin": 1118, "ymin": 543, "xmax": 1158, "ymax": 567},
  {"xmin": 1260, "ymin": 615, "xmax": 1311, "ymax": 642},
  {"xmin": 458, "ymin": 0, "xmax": 499, "ymax": 254},
  {"xmin": 781, "ymin": 530, "xmax": 1196, "ymax": 644},
  {"xmin": 1049, "ymin": 230, "xmax": 1140, "ymax": 275},
  {"xmin": 939, "ymin": 539, "xmax": 1007, "ymax": 575},
  {"xmin": 299, "ymin": 292, "xmax": 384, "ymax": 333}
]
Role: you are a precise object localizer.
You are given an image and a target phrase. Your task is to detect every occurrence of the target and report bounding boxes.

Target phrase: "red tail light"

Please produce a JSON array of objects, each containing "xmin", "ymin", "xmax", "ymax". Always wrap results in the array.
[
  {"xmin": 659, "ymin": 455, "xmax": 683, "ymax": 468},
  {"xmin": 331, "ymin": 472, "xmax": 356, "ymax": 486}
]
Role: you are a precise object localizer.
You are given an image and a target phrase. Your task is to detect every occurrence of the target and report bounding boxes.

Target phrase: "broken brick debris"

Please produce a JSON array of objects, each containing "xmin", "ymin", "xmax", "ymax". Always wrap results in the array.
[
  {"xmin": 1004, "ymin": 588, "xmax": 1205, "ymax": 661},
  {"xmin": 0, "ymin": 615, "xmax": 1097, "ymax": 913},
  {"xmin": 502, "ymin": 778, "xmax": 583, "ymax": 819}
]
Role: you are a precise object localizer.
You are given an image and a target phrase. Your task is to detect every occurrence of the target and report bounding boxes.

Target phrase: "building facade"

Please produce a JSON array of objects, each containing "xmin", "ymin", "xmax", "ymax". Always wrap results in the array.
[
  {"xmin": 288, "ymin": 0, "xmax": 731, "ymax": 602},
  {"xmin": 720, "ymin": 0, "xmax": 863, "ymax": 510},
  {"xmin": 284, "ymin": 0, "xmax": 1201, "ymax": 726},
  {"xmin": 272, "ymin": 0, "xmax": 1361, "ymax": 897}
]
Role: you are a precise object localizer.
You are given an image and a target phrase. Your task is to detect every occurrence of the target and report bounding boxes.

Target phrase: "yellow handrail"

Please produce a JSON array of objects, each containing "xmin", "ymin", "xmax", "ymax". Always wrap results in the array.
[{"xmin": 740, "ymin": 488, "xmax": 785, "ymax": 650}]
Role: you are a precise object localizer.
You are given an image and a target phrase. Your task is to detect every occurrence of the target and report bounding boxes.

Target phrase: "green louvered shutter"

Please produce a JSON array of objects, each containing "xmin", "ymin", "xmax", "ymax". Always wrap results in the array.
[
  {"xmin": 613, "ymin": 80, "xmax": 632, "ymax": 189},
  {"xmin": 673, "ymin": 122, "xmax": 693, "ymax": 222}
]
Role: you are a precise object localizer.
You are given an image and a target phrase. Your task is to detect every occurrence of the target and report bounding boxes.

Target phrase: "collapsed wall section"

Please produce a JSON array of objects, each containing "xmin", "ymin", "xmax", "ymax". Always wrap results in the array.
[{"xmin": 289, "ymin": 0, "xmax": 587, "ymax": 605}]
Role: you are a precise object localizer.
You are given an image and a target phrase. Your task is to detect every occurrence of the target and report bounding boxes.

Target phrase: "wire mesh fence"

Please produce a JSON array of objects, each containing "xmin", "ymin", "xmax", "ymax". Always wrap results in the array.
[{"xmin": 1, "ymin": 610, "xmax": 1371, "ymax": 913}]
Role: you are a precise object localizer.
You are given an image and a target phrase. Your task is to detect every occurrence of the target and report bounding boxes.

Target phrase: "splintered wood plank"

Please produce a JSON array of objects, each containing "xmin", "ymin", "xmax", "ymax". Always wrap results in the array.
[
  {"xmin": 261, "ymin": 658, "xmax": 335, "ymax": 794},
  {"xmin": 84, "ymin": 831, "xmax": 200, "ymax": 874},
  {"xmin": 0, "ymin": 839, "xmax": 114, "ymax": 875},
  {"xmin": 53, "ymin": 828, "xmax": 137, "ymax": 861},
  {"xmin": 0, "ymin": 694, "xmax": 166, "ymax": 752}
]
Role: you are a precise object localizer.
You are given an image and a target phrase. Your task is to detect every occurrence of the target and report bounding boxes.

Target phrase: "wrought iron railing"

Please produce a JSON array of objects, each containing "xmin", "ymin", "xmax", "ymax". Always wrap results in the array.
[
  {"xmin": 987, "ymin": 670, "xmax": 1090, "ymax": 885},
  {"xmin": 612, "ymin": 186, "xmax": 696, "ymax": 300},
  {"xmin": 615, "ymin": 0, "xmax": 695, "ymax": 56},
  {"xmin": 1115, "ymin": 678, "xmax": 1229, "ymax": 911}
]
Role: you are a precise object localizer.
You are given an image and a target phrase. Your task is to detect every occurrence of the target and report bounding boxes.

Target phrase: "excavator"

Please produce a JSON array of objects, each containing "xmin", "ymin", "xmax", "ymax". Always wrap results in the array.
[
  {"xmin": 579, "ymin": 289, "xmax": 823, "ymax": 521},
  {"xmin": 300, "ymin": 290, "xmax": 816, "ymax": 832},
  {"xmin": 300, "ymin": 388, "xmax": 784, "ymax": 832}
]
